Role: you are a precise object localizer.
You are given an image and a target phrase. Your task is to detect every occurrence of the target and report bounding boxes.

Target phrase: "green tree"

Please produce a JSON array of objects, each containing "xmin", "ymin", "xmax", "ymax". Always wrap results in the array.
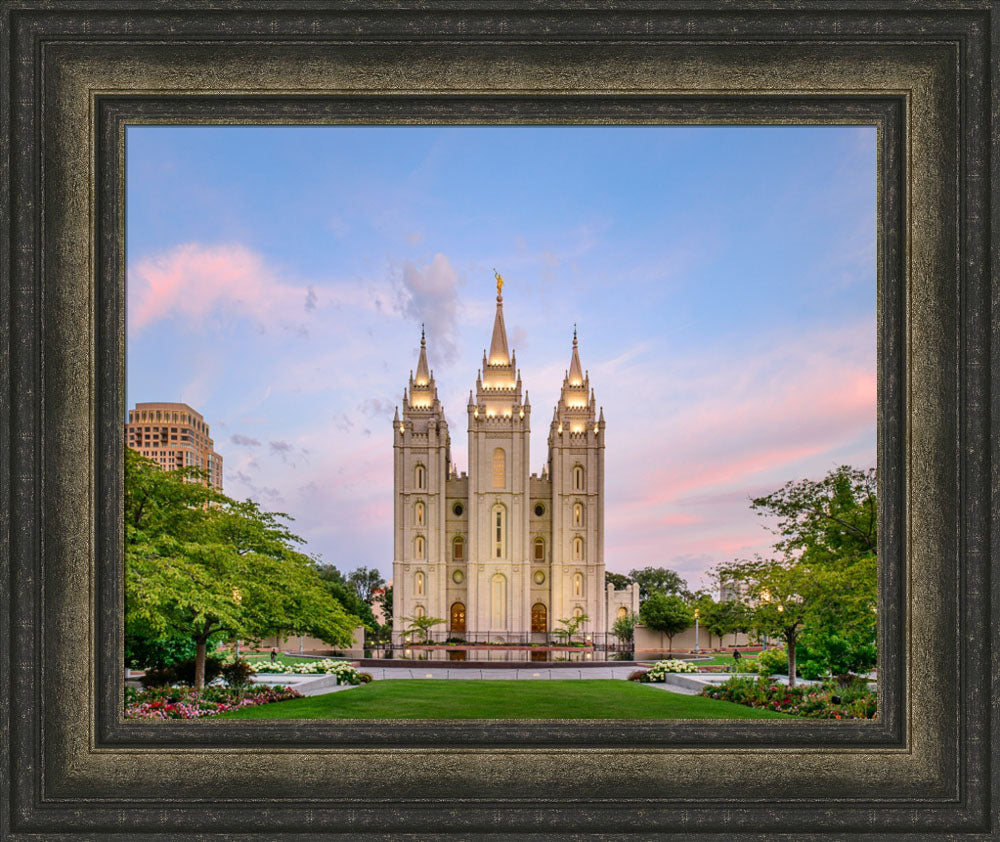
[
  {"xmin": 611, "ymin": 612, "xmax": 639, "ymax": 646},
  {"xmin": 751, "ymin": 465, "xmax": 876, "ymax": 560},
  {"xmin": 605, "ymin": 571, "xmax": 632, "ymax": 590},
  {"xmin": 748, "ymin": 464, "xmax": 878, "ymax": 678},
  {"xmin": 402, "ymin": 615, "xmax": 446, "ymax": 642},
  {"xmin": 315, "ymin": 563, "xmax": 377, "ymax": 630},
  {"xmin": 723, "ymin": 559, "xmax": 810, "ymax": 686},
  {"xmin": 553, "ymin": 613, "xmax": 590, "ymax": 645},
  {"xmin": 125, "ymin": 451, "xmax": 360, "ymax": 689},
  {"xmin": 639, "ymin": 592, "xmax": 694, "ymax": 652},
  {"xmin": 347, "ymin": 566, "xmax": 386, "ymax": 603},
  {"xmin": 699, "ymin": 599, "xmax": 751, "ymax": 650},
  {"xmin": 627, "ymin": 566, "xmax": 690, "ymax": 601}
]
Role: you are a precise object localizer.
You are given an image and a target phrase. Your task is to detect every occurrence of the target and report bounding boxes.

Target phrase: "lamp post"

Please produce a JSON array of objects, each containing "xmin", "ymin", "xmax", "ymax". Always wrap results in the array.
[{"xmin": 693, "ymin": 607, "xmax": 700, "ymax": 654}]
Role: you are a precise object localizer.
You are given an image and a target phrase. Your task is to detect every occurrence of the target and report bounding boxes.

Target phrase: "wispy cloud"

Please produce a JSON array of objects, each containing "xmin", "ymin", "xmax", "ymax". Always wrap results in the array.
[{"xmin": 393, "ymin": 254, "xmax": 462, "ymax": 365}]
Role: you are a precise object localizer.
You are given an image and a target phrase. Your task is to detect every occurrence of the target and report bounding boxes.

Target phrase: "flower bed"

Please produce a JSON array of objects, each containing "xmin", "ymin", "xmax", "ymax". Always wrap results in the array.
[
  {"xmin": 124, "ymin": 685, "xmax": 302, "ymax": 720},
  {"xmin": 699, "ymin": 676, "xmax": 877, "ymax": 719},
  {"xmin": 250, "ymin": 658, "xmax": 363, "ymax": 684}
]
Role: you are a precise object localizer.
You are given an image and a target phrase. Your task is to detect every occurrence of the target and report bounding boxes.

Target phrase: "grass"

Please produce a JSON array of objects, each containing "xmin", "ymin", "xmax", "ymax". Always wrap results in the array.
[
  {"xmin": 686, "ymin": 655, "xmax": 760, "ymax": 668},
  {"xmin": 215, "ymin": 680, "xmax": 794, "ymax": 720}
]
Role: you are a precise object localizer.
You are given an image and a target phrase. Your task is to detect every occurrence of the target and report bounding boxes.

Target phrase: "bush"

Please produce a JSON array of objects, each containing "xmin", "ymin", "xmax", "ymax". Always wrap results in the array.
[
  {"xmin": 627, "ymin": 670, "xmax": 649, "ymax": 682},
  {"xmin": 701, "ymin": 676, "xmax": 877, "ymax": 719},
  {"xmin": 221, "ymin": 658, "xmax": 255, "ymax": 688},
  {"xmin": 139, "ymin": 655, "xmax": 224, "ymax": 688},
  {"xmin": 357, "ymin": 672, "xmax": 374, "ymax": 684},
  {"xmin": 251, "ymin": 658, "xmax": 362, "ymax": 684},
  {"xmin": 754, "ymin": 648, "xmax": 789, "ymax": 677},
  {"xmin": 645, "ymin": 659, "xmax": 699, "ymax": 681}
]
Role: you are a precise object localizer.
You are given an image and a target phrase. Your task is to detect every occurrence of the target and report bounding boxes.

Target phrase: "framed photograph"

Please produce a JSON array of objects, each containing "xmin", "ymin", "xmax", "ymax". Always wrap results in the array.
[{"xmin": 2, "ymin": 2, "xmax": 995, "ymax": 838}]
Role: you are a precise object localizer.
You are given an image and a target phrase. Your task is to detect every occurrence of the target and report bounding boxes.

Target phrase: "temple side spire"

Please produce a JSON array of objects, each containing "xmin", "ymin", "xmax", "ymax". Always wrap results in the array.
[
  {"xmin": 415, "ymin": 324, "xmax": 430, "ymax": 385},
  {"xmin": 568, "ymin": 326, "xmax": 583, "ymax": 386}
]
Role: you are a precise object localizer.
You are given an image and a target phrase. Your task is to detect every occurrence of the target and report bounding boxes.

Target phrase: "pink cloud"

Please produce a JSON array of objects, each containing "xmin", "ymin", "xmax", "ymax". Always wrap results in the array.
[{"xmin": 128, "ymin": 243, "xmax": 311, "ymax": 334}]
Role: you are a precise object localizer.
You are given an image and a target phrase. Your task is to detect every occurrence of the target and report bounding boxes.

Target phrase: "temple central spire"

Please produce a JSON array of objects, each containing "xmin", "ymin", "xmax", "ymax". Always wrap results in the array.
[{"xmin": 488, "ymin": 271, "xmax": 510, "ymax": 365}]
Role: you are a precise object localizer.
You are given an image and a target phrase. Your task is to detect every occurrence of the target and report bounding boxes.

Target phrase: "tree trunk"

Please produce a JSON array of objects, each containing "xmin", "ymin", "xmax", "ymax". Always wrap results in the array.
[
  {"xmin": 786, "ymin": 628, "xmax": 797, "ymax": 688},
  {"xmin": 194, "ymin": 639, "xmax": 207, "ymax": 691}
]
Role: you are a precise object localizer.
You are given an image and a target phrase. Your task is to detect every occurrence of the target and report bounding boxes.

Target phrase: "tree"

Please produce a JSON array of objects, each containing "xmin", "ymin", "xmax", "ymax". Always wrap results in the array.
[
  {"xmin": 751, "ymin": 465, "xmax": 876, "ymax": 561},
  {"xmin": 605, "ymin": 571, "xmax": 632, "ymax": 590},
  {"xmin": 699, "ymin": 599, "xmax": 751, "ymax": 650},
  {"xmin": 125, "ymin": 451, "xmax": 360, "ymax": 689},
  {"xmin": 402, "ymin": 614, "xmax": 445, "ymax": 642},
  {"xmin": 553, "ymin": 613, "xmax": 590, "ymax": 645},
  {"xmin": 347, "ymin": 566, "xmax": 386, "ymax": 603},
  {"xmin": 747, "ymin": 464, "xmax": 878, "ymax": 678},
  {"xmin": 716, "ymin": 558, "xmax": 810, "ymax": 686},
  {"xmin": 639, "ymin": 592, "xmax": 694, "ymax": 652},
  {"xmin": 611, "ymin": 612, "xmax": 639, "ymax": 647},
  {"xmin": 315, "ymin": 563, "xmax": 377, "ymax": 630},
  {"xmin": 627, "ymin": 566, "xmax": 689, "ymax": 601}
]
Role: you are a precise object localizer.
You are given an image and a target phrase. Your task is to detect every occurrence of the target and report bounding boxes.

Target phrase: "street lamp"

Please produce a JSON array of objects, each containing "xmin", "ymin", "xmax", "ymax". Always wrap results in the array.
[{"xmin": 693, "ymin": 607, "xmax": 700, "ymax": 654}]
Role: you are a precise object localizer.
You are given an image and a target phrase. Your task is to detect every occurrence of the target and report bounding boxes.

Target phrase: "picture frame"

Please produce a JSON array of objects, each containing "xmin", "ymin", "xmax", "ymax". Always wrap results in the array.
[{"xmin": 1, "ymin": 1, "xmax": 995, "ymax": 837}]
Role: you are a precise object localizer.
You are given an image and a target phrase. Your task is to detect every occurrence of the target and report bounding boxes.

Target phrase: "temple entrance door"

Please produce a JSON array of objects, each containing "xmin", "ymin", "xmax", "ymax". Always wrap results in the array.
[
  {"xmin": 531, "ymin": 603, "xmax": 547, "ymax": 641},
  {"xmin": 450, "ymin": 602, "xmax": 466, "ymax": 635}
]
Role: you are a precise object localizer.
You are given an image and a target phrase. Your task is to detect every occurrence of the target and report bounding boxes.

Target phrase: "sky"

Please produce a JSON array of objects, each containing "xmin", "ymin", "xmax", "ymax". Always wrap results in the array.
[{"xmin": 126, "ymin": 125, "xmax": 876, "ymax": 591}]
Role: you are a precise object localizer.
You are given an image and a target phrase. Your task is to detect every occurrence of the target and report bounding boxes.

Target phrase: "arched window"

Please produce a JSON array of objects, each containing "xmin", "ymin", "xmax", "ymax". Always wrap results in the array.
[
  {"xmin": 573, "ymin": 606, "xmax": 584, "ymax": 619},
  {"xmin": 572, "ymin": 536, "xmax": 584, "ymax": 561},
  {"xmin": 573, "ymin": 502, "xmax": 584, "ymax": 527},
  {"xmin": 573, "ymin": 464, "xmax": 585, "ymax": 491},
  {"xmin": 453, "ymin": 535, "xmax": 464, "ymax": 561},
  {"xmin": 415, "ymin": 464, "xmax": 426, "ymax": 490},
  {"xmin": 491, "ymin": 573, "xmax": 507, "ymax": 628},
  {"xmin": 415, "ymin": 501, "xmax": 425, "ymax": 526},
  {"xmin": 531, "ymin": 603, "xmax": 547, "ymax": 633},
  {"xmin": 415, "ymin": 535, "xmax": 425, "ymax": 560},
  {"xmin": 414, "ymin": 604, "xmax": 425, "ymax": 618},
  {"xmin": 415, "ymin": 571, "xmax": 425, "ymax": 596},
  {"xmin": 492, "ymin": 448, "xmax": 505, "ymax": 489},
  {"xmin": 573, "ymin": 572, "xmax": 584, "ymax": 597},
  {"xmin": 492, "ymin": 504, "xmax": 506, "ymax": 559},
  {"xmin": 533, "ymin": 537, "xmax": 545, "ymax": 562},
  {"xmin": 450, "ymin": 602, "xmax": 466, "ymax": 633},
  {"xmin": 617, "ymin": 606, "xmax": 628, "ymax": 620}
]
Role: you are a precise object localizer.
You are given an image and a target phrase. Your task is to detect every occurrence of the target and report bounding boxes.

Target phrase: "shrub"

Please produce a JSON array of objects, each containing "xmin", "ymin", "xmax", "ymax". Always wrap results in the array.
[
  {"xmin": 754, "ymin": 648, "xmax": 789, "ymax": 677},
  {"xmin": 627, "ymin": 670, "xmax": 649, "ymax": 682},
  {"xmin": 701, "ymin": 676, "xmax": 877, "ymax": 719},
  {"xmin": 139, "ymin": 666, "xmax": 176, "ymax": 688},
  {"xmin": 645, "ymin": 659, "xmax": 699, "ymax": 681},
  {"xmin": 221, "ymin": 658, "xmax": 255, "ymax": 689},
  {"xmin": 139, "ymin": 655, "xmax": 225, "ymax": 688},
  {"xmin": 251, "ymin": 658, "xmax": 362, "ymax": 684},
  {"xmin": 357, "ymin": 672, "xmax": 374, "ymax": 684}
]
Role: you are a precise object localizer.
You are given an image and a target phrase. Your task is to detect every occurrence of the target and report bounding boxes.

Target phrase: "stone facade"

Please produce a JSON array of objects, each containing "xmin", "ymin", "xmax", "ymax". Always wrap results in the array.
[{"xmin": 392, "ymin": 278, "xmax": 634, "ymax": 643}]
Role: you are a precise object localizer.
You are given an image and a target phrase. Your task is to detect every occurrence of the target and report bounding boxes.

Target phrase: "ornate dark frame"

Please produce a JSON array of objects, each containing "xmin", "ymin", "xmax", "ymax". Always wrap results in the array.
[{"xmin": 1, "ymin": 2, "xmax": 995, "ymax": 838}]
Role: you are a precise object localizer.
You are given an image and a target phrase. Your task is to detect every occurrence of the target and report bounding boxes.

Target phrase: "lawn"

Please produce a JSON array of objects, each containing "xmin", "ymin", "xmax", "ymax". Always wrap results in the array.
[
  {"xmin": 216, "ymin": 680, "xmax": 794, "ymax": 720},
  {"xmin": 686, "ymin": 655, "xmax": 760, "ymax": 668}
]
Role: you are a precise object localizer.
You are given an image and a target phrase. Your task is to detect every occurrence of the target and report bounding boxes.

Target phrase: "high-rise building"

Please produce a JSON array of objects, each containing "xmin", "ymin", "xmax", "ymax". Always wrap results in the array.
[
  {"xmin": 125, "ymin": 401, "xmax": 223, "ymax": 490},
  {"xmin": 391, "ymin": 275, "xmax": 637, "ymax": 643}
]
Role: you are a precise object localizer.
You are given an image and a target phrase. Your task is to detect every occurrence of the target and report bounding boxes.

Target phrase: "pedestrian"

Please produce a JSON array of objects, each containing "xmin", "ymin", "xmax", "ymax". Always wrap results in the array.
[
  {"xmin": 270, "ymin": 648, "xmax": 277, "ymax": 665},
  {"xmin": 732, "ymin": 648, "xmax": 742, "ymax": 667}
]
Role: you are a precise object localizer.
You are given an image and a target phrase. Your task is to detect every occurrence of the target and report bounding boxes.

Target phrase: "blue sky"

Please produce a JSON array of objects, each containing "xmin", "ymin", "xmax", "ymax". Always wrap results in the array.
[{"xmin": 126, "ymin": 125, "xmax": 876, "ymax": 590}]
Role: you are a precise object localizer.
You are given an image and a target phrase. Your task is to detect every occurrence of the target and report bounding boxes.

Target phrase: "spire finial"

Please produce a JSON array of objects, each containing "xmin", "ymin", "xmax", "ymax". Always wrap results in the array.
[
  {"xmin": 573, "ymin": 323, "xmax": 577, "ymax": 345},
  {"xmin": 494, "ymin": 269, "xmax": 504, "ymax": 300},
  {"xmin": 421, "ymin": 323, "xmax": 426, "ymax": 345}
]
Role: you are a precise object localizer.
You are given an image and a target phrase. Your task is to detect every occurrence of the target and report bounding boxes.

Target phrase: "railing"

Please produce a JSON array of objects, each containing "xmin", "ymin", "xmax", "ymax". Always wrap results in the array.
[{"xmin": 375, "ymin": 630, "xmax": 632, "ymax": 650}]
